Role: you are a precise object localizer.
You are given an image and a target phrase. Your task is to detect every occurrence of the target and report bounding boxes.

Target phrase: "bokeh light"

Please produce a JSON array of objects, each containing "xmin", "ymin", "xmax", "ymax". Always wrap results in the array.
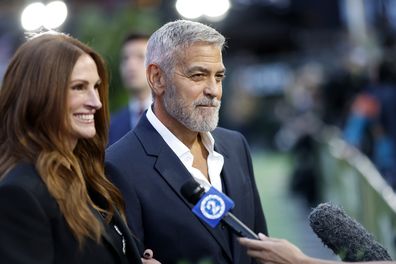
[
  {"xmin": 21, "ymin": 1, "xmax": 68, "ymax": 31},
  {"xmin": 202, "ymin": 0, "xmax": 230, "ymax": 18},
  {"xmin": 175, "ymin": 0, "xmax": 203, "ymax": 19},
  {"xmin": 21, "ymin": 2, "xmax": 46, "ymax": 31},
  {"xmin": 43, "ymin": 1, "xmax": 68, "ymax": 29},
  {"xmin": 175, "ymin": 0, "xmax": 231, "ymax": 20}
]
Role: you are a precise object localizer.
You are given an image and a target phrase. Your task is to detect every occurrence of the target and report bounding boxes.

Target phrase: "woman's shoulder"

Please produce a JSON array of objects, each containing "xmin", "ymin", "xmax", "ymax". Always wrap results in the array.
[
  {"xmin": 1, "ymin": 162, "xmax": 41, "ymax": 185},
  {"xmin": 0, "ymin": 162, "xmax": 52, "ymax": 204}
]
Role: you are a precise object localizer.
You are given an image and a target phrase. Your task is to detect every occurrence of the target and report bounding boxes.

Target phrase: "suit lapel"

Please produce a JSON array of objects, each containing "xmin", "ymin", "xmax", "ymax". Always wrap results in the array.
[
  {"xmin": 91, "ymin": 209, "xmax": 142, "ymax": 264},
  {"xmin": 112, "ymin": 211, "xmax": 143, "ymax": 264},
  {"xmin": 134, "ymin": 116, "xmax": 233, "ymax": 262},
  {"xmin": 213, "ymin": 131, "xmax": 247, "ymax": 264},
  {"xmin": 213, "ymin": 131, "xmax": 245, "ymax": 214},
  {"xmin": 91, "ymin": 210, "xmax": 124, "ymax": 262}
]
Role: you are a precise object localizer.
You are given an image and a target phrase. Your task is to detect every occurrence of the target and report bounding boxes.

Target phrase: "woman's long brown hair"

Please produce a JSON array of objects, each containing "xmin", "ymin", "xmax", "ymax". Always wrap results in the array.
[{"xmin": 0, "ymin": 32, "xmax": 124, "ymax": 246}]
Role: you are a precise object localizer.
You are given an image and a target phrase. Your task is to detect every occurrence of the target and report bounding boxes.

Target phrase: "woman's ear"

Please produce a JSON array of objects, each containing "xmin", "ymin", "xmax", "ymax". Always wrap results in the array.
[{"xmin": 146, "ymin": 64, "xmax": 165, "ymax": 97}]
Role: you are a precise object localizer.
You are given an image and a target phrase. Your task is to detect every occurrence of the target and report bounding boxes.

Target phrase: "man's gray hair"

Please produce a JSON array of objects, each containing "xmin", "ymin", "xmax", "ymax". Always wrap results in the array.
[{"xmin": 145, "ymin": 19, "xmax": 226, "ymax": 76}]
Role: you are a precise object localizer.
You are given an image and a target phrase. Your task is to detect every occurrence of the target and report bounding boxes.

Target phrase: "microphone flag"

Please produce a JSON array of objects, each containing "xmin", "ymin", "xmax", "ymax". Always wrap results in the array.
[{"xmin": 192, "ymin": 186, "xmax": 235, "ymax": 228}]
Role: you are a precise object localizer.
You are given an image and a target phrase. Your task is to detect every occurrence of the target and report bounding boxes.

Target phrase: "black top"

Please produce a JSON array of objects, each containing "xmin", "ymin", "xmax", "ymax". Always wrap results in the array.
[{"xmin": 0, "ymin": 162, "xmax": 142, "ymax": 264}]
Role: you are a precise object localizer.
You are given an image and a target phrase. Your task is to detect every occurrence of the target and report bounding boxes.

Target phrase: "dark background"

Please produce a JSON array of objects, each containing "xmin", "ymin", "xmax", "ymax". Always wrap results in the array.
[{"xmin": 1, "ymin": 0, "xmax": 396, "ymax": 148}]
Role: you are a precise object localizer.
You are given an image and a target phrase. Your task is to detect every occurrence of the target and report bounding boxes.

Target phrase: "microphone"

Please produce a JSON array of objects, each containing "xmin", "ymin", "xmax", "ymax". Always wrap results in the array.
[
  {"xmin": 180, "ymin": 179, "xmax": 259, "ymax": 239},
  {"xmin": 308, "ymin": 202, "xmax": 392, "ymax": 261}
]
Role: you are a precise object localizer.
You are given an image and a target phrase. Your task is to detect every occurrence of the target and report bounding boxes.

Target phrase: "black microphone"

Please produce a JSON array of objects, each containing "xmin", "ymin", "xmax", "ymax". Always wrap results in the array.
[
  {"xmin": 308, "ymin": 202, "xmax": 392, "ymax": 261},
  {"xmin": 181, "ymin": 179, "xmax": 259, "ymax": 239}
]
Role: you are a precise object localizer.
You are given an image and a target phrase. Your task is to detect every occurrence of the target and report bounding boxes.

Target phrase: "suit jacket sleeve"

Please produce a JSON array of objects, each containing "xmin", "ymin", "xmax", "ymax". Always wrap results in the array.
[{"xmin": 0, "ymin": 185, "xmax": 54, "ymax": 263}]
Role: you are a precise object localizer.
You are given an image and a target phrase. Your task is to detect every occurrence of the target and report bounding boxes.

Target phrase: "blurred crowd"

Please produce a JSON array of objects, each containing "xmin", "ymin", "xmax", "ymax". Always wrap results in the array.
[
  {"xmin": 1, "ymin": 0, "xmax": 396, "ymax": 204},
  {"xmin": 221, "ymin": 35, "xmax": 396, "ymax": 204}
]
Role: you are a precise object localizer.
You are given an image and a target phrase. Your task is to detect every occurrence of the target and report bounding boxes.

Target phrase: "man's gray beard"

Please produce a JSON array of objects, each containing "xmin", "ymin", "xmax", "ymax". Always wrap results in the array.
[{"xmin": 163, "ymin": 84, "xmax": 221, "ymax": 132}]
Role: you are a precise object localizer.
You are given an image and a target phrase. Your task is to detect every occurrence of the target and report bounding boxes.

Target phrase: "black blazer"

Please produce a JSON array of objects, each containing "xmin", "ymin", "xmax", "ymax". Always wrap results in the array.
[
  {"xmin": 106, "ymin": 114, "xmax": 268, "ymax": 264},
  {"xmin": 0, "ymin": 163, "xmax": 142, "ymax": 264}
]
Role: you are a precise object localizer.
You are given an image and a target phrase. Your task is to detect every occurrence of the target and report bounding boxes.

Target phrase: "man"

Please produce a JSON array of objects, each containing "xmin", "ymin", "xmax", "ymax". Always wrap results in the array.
[
  {"xmin": 108, "ymin": 32, "xmax": 152, "ymax": 145},
  {"xmin": 106, "ymin": 20, "xmax": 268, "ymax": 264}
]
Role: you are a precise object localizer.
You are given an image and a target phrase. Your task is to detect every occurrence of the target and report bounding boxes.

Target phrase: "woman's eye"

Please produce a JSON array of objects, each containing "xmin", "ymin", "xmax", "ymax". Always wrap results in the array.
[{"xmin": 72, "ymin": 84, "xmax": 84, "ymax": 90}]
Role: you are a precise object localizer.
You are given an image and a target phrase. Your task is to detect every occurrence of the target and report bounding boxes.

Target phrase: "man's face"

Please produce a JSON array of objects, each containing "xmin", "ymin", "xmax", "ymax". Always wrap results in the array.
[
  {"xmin": 120, "ymin": 39, "xmax": 148, "ymax": 93},
  {"xmin": 163, "ymin": 43, "xmax": 225, "ymax": 132}
]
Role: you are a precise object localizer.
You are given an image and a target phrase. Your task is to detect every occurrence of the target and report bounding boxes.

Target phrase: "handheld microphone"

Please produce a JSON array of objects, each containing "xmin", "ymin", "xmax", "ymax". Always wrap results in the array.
[
  {"xmin": 308, "ymin": 202, "xmax": 392, "ymax": 261},
  {"xmin": 181, "ymin": 179, "xmax": 259, "ymax": 240}
]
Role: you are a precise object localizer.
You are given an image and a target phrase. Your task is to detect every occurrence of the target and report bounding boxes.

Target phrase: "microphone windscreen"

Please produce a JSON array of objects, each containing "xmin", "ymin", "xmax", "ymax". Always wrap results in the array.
[
  {"xmin": 180, "ymin": 179, "xmax": 205, "ymax": 205},
  {"xmin": 308, "ymin": 202, "xmax": 392, "ymax": 261}
]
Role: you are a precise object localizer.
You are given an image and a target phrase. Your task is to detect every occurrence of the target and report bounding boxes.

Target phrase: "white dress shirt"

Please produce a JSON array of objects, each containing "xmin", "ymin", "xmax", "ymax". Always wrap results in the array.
[{"xmin": 146, "ymin": 106, "xmax": 224, "ymax": 192}]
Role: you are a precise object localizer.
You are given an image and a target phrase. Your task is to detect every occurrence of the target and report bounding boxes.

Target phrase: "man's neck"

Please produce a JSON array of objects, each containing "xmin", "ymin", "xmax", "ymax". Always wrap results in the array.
[
  {"xmin": 190, "ymin": 134, "xmax": 209, "ymax": 179},
  {"xmin": 152, "ymin": 103, "xmax": 199, "ymax": 149}
]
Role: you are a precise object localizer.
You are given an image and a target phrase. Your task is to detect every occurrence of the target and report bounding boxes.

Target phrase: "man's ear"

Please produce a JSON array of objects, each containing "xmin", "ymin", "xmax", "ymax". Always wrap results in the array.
[{"xmin": 146, "ymin": 64, "xmax": 166, "ymax": 97}]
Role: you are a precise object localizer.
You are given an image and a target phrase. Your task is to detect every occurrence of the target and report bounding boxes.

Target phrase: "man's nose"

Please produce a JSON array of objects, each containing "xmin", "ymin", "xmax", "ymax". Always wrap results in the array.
[{"xmin": 204, "ymin": 77, "xmax": 221, "ymax": 98}]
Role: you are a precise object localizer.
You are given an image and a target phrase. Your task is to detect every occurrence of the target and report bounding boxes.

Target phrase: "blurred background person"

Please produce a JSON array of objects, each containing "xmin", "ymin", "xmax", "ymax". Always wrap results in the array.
[
  {"xmin": 0, "ymin": 31, "xmax": 158, "ymax": 264},
  {"xmin": 343, "ymin": 52, "xmax": 396, "ymax": 189},
  {"xmin": 109, "ymin": 32, "xmax": 152, "ymax": 145}
]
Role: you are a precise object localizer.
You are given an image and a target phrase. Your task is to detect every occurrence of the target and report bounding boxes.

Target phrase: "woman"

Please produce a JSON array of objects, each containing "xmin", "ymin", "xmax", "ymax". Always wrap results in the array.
[
  {"xmin": 239, "ymin": 233, "xmax": 395, "ymax": 264},
  {"xmin": 0, "ymin": 32, "xmax": 159, "ymax": 263}
]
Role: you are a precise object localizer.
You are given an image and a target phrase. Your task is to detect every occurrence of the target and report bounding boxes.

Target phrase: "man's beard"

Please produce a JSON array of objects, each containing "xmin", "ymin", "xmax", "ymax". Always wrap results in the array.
[{"xmin": 163, "ymin": 84, "xmax": 221, "ymax": 132}]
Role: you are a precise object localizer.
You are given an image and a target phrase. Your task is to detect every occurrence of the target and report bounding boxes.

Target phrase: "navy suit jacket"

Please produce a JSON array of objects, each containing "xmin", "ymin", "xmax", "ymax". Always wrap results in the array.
[
  {"xmin": 105, "ymin": 114, "xmax": 268, "ymax": 264},
  {"xmin": 109, "ymin": 106, "xmax": 132, "ymax": 146},
  {"xmin": 0, "ymin": 163, "xmax": 142, "ymax": 264}
]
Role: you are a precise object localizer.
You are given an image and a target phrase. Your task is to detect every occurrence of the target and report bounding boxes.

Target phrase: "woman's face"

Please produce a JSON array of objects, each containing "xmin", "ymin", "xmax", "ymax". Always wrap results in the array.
[{"xmin": 67, "ymin": 54, "xmax": 102, "ymax": 147}]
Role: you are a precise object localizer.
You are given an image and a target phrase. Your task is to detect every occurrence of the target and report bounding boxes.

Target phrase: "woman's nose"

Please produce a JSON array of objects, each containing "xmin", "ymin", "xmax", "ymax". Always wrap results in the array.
[{"xmin": 87, "ymin": 88, "xmax": 102, "ymax": 110}]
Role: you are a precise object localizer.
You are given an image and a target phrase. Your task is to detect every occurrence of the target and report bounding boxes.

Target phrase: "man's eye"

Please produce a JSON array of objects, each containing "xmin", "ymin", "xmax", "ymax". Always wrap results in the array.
[
  {"xmin": 190, "ymin": 74, "xmax": 205, "ymax": 81},
  {"xmin": 216, "ymin": 74, "xmax": 225, "ymax": 81}
]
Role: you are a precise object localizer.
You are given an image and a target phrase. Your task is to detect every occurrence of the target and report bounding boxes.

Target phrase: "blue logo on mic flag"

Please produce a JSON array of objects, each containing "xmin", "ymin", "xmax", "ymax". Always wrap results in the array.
[{"xmin": 192, "ymin": 187, "xmax": 235, "ymax": 228}]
